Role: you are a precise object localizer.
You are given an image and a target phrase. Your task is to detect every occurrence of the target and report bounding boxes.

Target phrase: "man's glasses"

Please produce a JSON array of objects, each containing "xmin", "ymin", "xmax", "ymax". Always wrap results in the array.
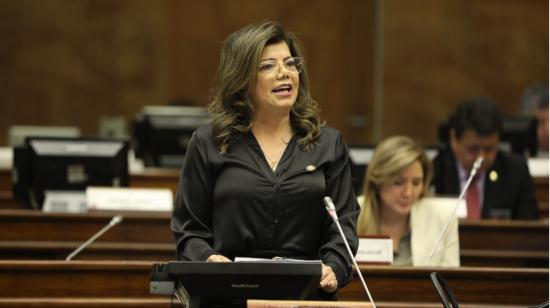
[
  {"xmin": 464, "ymin": 144, "xmax": 498, "ymax": 155},
  {"xmin": 258, "ymin": 57, "xmax": 303, "ymax": 76}
]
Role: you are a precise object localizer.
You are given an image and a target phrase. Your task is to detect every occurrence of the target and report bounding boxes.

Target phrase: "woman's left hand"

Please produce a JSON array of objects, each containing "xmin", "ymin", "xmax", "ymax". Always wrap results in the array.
[{"xmin": 319, "ymin": 263, "xmax": 338, "ymax": 292}]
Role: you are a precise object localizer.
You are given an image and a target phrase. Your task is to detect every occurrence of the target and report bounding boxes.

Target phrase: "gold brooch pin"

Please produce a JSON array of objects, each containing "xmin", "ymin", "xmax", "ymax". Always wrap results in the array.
[
  {"xmin": 489, "ymin": 170, "xmax": 498, "ymax": 182},
  {"xmin": 306, "ymin": 165, "xmax": 316, "ymax": 172}
]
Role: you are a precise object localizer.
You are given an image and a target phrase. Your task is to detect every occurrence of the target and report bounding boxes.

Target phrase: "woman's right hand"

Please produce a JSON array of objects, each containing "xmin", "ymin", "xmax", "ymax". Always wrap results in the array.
[{"xmin": 206, "ymin": 254, "xmax": 232, "ymax": 262}]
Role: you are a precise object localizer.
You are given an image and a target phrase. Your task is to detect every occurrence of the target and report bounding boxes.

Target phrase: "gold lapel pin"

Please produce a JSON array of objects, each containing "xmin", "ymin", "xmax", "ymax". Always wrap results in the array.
[
  {"xmin": 489, "ymin": 170, "xmax": 498, "ymax": 182},
  {"xmin": 306, "ymin": 165, "xmax": 316, "ymax": 172}
]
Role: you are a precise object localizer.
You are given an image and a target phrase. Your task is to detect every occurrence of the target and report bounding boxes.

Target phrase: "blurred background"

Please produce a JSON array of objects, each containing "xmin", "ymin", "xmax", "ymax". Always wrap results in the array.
[{"xmin": 0, "ymin": 0, "xmax": 547, "ymax": 146}]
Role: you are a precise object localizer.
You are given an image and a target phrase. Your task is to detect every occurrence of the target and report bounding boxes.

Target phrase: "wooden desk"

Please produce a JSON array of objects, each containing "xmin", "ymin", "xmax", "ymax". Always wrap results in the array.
[
  {"xmin": 129, "ymin": 168, "xmax": 180, "ymax": 193},
  {"xmin": 458, "ymin": 219, "xmax": 549, "ymax": 267},
  {"xmin": 533, "ymin": 176, "xmax": 548, "ymax": 217},
  {"xmin": 0, "ymin": 191, "xmax": 23, "ymax": 209},
  {"xmin": 1, "ymin": 211, "xmax": 547, "ymax": 248},
  {"xmin": 0, "ymin": 260, "xmax": 157, "ymax": 298},
  {"xmin": 0, "ymin": 261, "xmax": 546, "ymax": 306},
  {"xmin": 0, "ymin": 260, "xmax": 176, "ymax": 307},
  {"xmin": 0, "ymin": 209, "xmax": 172, "ymax": 243},
  {"xmin": 0, "ymin": 241, "xmax": 175, "ymax": 261},
  {"xmin": 248, "ymin": 300, "xmax": 525, "ymax": 308},
  {"xmin": 0, "ymin": 298, "xmax": 173, "ymax": 308},
  {"xmin": 459, "ymin": 219, "xmax": 548, "ymax": 251},
  {"xmin": 248, "ymin": 300, "xmax": 372, "ymax": 308},
  {"xmin": 0, "ymin": 210, "xmax": 547, "ymax": 267},
  {"xmin": 460, "ymin": 249, "xmax": 548, "ymax": 268},
  {"xmin": 0, "ymin": 240, "xmax": 544, "ymax": 268},
  {"xmin": 338, "ymin": 265, "xmax": 548, "ymax": 306},
  {"xmin": 0, "ymin": 169, "xmax": 10, "ymax": 196},
  {"xmin": 0, "ymin": 210, "xmax": 175, "ymax": 261}
]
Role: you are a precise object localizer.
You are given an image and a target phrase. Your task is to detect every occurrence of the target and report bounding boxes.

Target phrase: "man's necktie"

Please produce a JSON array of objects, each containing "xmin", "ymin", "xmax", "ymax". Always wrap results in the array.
[{"xmin": 466, "ymin": 176, "xmax": 481, "ymax": 220}]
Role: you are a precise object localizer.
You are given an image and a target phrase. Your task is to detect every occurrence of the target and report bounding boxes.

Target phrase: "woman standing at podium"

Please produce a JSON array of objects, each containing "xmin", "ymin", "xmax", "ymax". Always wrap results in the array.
[{"xmin": 171, "ymin": 21, "xmax": 360, "ymax": 297}]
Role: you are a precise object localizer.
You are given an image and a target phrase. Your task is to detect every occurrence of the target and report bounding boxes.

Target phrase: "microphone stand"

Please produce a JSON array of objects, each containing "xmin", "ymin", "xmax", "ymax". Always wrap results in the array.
[
  {"xmin": 428, "ymin": 157, "xmax": 483, "ymax": 265},
  {"xmin": 65, "ymin": 215, "xmax": 124, "ymax": 261},
  {"xmin": 324, "ymin": 197, "xmax": 376, "ymax": 308}
]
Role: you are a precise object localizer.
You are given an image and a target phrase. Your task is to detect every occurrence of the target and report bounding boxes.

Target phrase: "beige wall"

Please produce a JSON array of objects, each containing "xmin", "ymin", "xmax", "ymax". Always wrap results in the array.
[{"xmin": 0, "ymin": 0, "xmax": 547, "ymax": 146}]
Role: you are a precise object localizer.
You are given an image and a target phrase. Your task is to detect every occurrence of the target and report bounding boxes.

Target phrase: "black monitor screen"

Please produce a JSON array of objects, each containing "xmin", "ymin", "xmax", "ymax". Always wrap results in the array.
[
  {"xmin": 151, "ymin": 261, "xmax": 321, "ymax": 308},
  {"xmin": 500, "ymin": 114, "xmax": 538, "ymax": 157},
  {"xmin": 133, "ymin": 106, "xmax": 210, "ymax": 168},
  {"xmin": 13, "ymin": 137, "xmax": 129, "ymax": 209},
  {"xmin": 348, "ymin": 145, "xmax": 375, "ymax": 195}
]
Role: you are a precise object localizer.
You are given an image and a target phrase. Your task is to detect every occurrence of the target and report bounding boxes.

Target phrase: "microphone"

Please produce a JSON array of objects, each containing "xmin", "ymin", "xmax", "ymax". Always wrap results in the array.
[
  {"xmin": 428, "ymin": 156, "xmax": 483, "ymax": 265},
  {"xmin": 65, "ymin": 215, "xmax": 123, "ymax": 261},
  {"xmin": 323, "ymin": 196, "xmax": 377, "ymax": 308}
]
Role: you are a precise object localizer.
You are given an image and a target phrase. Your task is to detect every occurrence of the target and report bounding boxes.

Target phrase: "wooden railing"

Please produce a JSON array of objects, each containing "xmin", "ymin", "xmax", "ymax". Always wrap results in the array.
[
  {"xmin": 0, "ymin": 261, "xmax": 546, "ymax": 306},
  {"xmin": 0, "ymin": 209, "xmax": 172, "ymax": 243},
  {"xmin": 339, "ymin": 265, "xmax": 548, "ymax": 306},
  {"xmin": 459, "ymin": 219, "xmax": 549, "ymax": 251},
  {"xmin": 0, "ymin": 209, "xmax": 547, "ymax": 267},
  {"xmin": 0, "ymin": 211, "xmax": 547, "ymax": 249}
]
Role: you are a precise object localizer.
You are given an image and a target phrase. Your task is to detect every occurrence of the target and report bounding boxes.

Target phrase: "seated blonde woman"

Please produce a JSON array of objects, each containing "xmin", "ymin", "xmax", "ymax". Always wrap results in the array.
[{"xmin": 356, "ymin": 136, "xmax": 459, "ymax": 267}]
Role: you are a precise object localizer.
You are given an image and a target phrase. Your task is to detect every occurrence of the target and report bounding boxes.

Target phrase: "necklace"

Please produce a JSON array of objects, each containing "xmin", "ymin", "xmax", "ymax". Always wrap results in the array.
[
  {"xmin": 263, "ymin": 149, "xmax": 282, "ymax": 171},
  {"xmin": 251, "ymin": 126, "xmax": 291, "ymax": 172}
]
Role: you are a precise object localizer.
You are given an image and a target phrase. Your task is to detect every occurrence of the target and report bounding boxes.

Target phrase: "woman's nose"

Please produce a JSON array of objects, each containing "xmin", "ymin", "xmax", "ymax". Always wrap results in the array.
[
  {"xmin": 276, "ymin": 64, "xmax": 290, "ymax": 78},
  {"xmin": 403, "ymin": 184, "xmax": 412, "ymax": 197}
]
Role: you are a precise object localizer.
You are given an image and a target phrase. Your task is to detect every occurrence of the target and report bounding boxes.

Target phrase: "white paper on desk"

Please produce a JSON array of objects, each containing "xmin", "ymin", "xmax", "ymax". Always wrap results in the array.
[
  {"xmin": 42, "ymin": 190, "xmax": 87, "ymax": 213},
  {"xmin": 86, "ymin": 187, "xmax": 173, "ymax": 211},
  {"xmin": 234, "ymin": 257, "xmax": 321, "ymax": 264},
  {"xmin": 0, "ymin": 147, "xmax": 12, "ymax": 170},
  {"xmin": 528, "ymin": 158, "xmax": 549, "ymax": 177},
  {"xmin": 356, "ymin": 237, "xmax": 393, "ymax": 264},
  {"xmin": 423, "ymin": 196, "xmax": 467, "ymax": 219}
]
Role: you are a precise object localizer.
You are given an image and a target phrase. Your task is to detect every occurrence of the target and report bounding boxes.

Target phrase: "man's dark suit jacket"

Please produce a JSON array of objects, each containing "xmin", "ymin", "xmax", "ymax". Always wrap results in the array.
[{"xmin": 432, "ymin": 149, "xmax": 538, "ymax": 219}]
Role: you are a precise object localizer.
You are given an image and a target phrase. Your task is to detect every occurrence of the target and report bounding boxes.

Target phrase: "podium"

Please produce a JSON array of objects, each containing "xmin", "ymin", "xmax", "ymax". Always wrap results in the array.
[{"xmin": 150, "ymin": 261, "xmax": 322, "ymax": 308}]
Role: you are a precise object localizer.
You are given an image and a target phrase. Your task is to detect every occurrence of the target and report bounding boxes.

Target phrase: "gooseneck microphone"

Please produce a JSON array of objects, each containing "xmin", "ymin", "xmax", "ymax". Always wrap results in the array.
[
  {"xmin": 65, "ymin": 215, "xmax": 124, "ymax": 261},
  {"xmin": 428, "ymin": 156, "xmax": 483, "ymax": 265},
  {"xmin": 323, "ymin": 196, "xmax": 377, "ymax": 308}
]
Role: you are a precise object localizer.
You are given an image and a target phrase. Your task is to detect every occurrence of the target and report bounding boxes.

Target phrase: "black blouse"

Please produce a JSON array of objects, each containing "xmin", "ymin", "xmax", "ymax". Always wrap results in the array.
[{"xmin": 171, "ymin": 124, "xmax": 360, "ymax": 287}]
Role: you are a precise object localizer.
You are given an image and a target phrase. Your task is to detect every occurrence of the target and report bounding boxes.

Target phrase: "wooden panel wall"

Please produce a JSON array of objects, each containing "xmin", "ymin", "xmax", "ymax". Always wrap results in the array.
[
  {"xmin": 0, "ymin": 0, "xmax": 172, "ymax": 144},
  {"xmin": 382, "ymin": 0, "xmax": 548, "ymax": 144},
  {"xmin": 165, "ymin": 0, "xmax": 375, "ymax": 143},
  {"xmin": 0, "ymin": 0, "xmax": 546, "ymax": 146}
]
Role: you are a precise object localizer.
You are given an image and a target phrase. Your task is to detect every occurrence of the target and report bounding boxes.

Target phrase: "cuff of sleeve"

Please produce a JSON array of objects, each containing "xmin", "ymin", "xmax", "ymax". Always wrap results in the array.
[
  {"xmin": 200, "ymin": 247, "xmax": 217, "ymax": 261},
  {"xmin": 323, "ymin": 253, "xmax": 349, "ymax": 289},
  {"xmin": 181, "ymin": 238, "xmax": 216, "ymax": 261}
]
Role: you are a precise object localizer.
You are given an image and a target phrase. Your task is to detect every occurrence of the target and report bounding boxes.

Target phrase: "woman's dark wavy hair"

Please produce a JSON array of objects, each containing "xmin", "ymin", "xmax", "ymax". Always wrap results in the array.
[{"xmin": 208, "ymin": 20, "xmax": 321, "ymax": 154}]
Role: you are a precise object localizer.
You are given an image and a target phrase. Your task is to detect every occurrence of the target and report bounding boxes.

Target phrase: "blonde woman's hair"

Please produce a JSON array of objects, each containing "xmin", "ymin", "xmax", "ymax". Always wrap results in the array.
[
  {"xmin": 356, "ymin": 136, "xmax": 433, "ymax": 235},
  {"xmin": 208, "ymin": 20, "xmax": 321, "ymax": 154}
]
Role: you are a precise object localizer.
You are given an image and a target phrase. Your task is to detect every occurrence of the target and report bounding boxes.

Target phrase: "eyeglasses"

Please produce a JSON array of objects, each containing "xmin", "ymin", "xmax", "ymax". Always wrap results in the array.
[
  {"xmin": 464, "ymin": 144, "xmax": 498, "ymax": 155},
  {"xmin": 258, "ymin": 57, "xmax": 303, "ymax": 76}
]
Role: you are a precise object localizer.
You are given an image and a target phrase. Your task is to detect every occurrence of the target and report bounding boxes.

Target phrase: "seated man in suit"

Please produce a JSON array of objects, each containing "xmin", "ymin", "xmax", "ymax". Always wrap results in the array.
[{"xmin": 432, "ymin": 98, "xmax": 538, "ymax": 220}]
